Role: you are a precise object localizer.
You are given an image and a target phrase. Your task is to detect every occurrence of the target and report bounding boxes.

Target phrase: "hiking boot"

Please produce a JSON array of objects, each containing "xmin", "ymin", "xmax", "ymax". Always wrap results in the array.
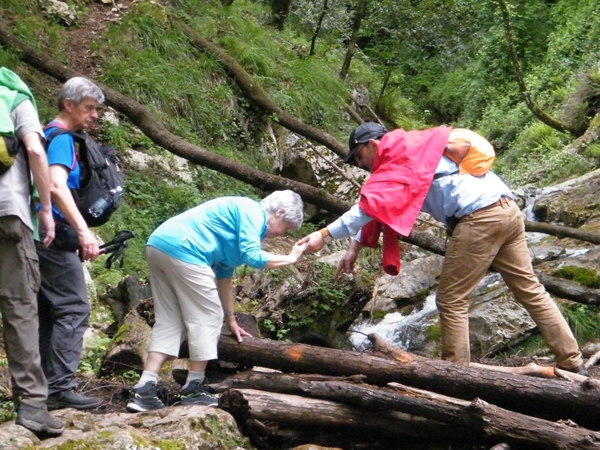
[
  {"xmin": 179, "ymin": 379, "xmax": 219, "ymax": 407},
  {"xmin": 560, "ymin": 363, "xmax": 590, "ymax": 377},
  {"xmin": 16, "ymin": 404, "xmax": 65, "ymax": 437},
  {"xmin": 47, "ymin": 389, "xmax": 103, "ymax": 411},
  {"xmin": 126, "ymin": 381, "xmax": 165, "ymax": 412},
  {"xmin": 573, "ymin": 364, "xmax": 590, "ymax": 377}
]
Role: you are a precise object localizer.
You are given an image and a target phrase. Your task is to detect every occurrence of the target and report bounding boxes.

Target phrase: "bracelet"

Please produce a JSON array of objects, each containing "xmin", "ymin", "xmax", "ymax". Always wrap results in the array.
[
  {"xmin": 320, "ymin": 228, "xmax": 333, "ymax": 243},
  {"xmin": 225, "ymin": 311, "xmax": 235, "ymax": 317}
]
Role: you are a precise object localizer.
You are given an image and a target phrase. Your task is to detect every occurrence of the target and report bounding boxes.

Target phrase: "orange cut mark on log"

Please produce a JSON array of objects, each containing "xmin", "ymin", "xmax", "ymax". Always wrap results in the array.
[{"xmin": 287, "ymin": 345, "xmax": 304, "ymax": 361}]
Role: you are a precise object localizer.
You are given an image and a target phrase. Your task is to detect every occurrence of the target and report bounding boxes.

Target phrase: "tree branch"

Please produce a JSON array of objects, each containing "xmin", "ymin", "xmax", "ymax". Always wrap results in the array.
[{"xmin": 497, "ymin": 0, "xmax": 581, "ymax": 136}]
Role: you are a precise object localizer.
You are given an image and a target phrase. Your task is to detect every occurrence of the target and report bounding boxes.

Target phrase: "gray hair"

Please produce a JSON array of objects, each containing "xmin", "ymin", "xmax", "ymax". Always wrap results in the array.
[
  {"xmin": 58, "ymin": 77, "xmax": 105, "ymax": 110},
  {"xmin": 261, "ymin": 190, "xmax": 304, "ymax": 230}
]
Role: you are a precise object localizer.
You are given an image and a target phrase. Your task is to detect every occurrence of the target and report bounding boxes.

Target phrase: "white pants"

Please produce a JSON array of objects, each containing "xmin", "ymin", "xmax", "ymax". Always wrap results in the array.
[{"xmin": 146, "ymin": 246, "xmax": 223, "ymax": 361}]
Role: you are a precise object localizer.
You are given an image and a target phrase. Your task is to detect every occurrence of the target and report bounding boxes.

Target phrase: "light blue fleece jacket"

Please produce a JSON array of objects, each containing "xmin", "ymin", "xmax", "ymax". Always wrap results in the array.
[{"xmin": 147, "ymin": 196, "xmax": 270, "ymax": 279}]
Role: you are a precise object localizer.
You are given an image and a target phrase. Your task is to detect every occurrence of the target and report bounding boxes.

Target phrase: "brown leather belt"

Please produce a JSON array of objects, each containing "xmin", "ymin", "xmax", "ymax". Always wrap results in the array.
[{"xmin": 476, "ymin": 196, "xmax": 510, "ymax": 213}]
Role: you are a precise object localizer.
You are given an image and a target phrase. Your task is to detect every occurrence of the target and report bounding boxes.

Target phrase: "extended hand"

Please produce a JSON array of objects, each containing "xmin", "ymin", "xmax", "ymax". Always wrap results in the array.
[
  {"xmin": 333, "ymin": 243, "xmax": 361, "ymax": 280},
  {"xmin": 296, "ymin": 230, "xmax": 325, "ymax": 253},
  {"xmin": 290, "ymin": 241, "xmax": 308, "ymax": 262}
]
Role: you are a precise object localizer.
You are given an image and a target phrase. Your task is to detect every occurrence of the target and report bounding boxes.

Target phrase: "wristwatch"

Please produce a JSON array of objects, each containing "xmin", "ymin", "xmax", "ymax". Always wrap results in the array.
[{"xmin": 320, "ymin": 228, "xmax": 333, "ymax": 243}]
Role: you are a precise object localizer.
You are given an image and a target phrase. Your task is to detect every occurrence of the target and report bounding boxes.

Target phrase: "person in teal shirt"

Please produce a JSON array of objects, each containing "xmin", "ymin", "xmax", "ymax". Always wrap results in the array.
[{"xmin": 127, "ymin": 190, "xmax": 307, "ymax": 412}]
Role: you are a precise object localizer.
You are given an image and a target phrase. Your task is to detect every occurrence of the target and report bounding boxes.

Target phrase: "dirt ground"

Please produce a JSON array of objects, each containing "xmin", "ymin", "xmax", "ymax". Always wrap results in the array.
[{"xmin": 0, "ymin": 364, "xmax": 211, "ymax": 416}]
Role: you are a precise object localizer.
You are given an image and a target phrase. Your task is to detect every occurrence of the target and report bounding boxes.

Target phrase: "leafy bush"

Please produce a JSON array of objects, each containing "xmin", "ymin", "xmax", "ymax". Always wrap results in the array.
[{"xmin": 561, "ymin": 303, "xmax": 600, "ymax": 345}]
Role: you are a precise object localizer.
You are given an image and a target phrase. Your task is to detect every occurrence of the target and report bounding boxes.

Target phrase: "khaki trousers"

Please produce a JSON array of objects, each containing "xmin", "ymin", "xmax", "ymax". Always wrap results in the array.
[
  {"xmin": 436, "ymin": 200, "xmax": 583, "ymax": 370},
  {"xmin": 146, "ymin": 246, "xmax": 223, "ymax": 361},
  {"xmin": 0, "ymin": 216, "xmax": 47, "ymax": 408}
]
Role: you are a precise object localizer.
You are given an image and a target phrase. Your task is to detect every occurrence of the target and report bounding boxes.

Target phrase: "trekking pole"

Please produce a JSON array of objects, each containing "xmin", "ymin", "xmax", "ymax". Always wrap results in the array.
[{"xmin": 99, "ymin": 230, "xmax": 136, "ymax": 269}]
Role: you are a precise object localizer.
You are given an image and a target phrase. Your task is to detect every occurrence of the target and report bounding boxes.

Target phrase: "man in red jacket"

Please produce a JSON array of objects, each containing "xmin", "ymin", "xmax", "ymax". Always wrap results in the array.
[{"xmin": 299, "ymin": 121, "xmax": 588, "ymax": 376}]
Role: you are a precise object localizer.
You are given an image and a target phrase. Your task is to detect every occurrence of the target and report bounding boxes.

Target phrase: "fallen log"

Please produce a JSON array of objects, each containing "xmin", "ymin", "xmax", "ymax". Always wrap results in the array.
[
  {"xmin": 524, "ymin": 220, "xmax": 600, "ymax": 245},
  {"xmin": 537, "ymin": 272, "xmax": 600, "ymax": 307},
  {"xmin": 211, "ymin": 371, "xmax": 600, "ymax": 449},
  {"xmin": 217, "ymin": 334, "xmax": 600, "ymax": 430},
  {"xmin": 298, "ymin": 381, "xmax": 600, "ymax": 450},
  {"xmin": 98, "ymin": 303, "xmax": 153, "ymax": 376},
  {"xmin": 369, "ymin": 333, "xmax": 587, "ymax": 381},
  {"xmin": 209, "ymin": 370, "xmax": 367, "ymax": 394},
  {"xmin": 219, "ymin": 388, "xmax": 463, "ymax": 448}
]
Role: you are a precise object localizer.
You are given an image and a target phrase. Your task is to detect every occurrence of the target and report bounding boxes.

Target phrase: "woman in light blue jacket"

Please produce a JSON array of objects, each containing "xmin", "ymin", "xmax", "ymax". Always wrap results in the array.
[{"xmin": 127, "ymin": 190, "xmax": 306, "ymax": 412}]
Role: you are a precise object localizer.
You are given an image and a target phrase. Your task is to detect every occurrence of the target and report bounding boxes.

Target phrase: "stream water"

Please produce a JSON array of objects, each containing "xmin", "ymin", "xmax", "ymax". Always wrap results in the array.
[{"xmin": 348, "ymin": 293, "xmax": 438, "ymax": 352}]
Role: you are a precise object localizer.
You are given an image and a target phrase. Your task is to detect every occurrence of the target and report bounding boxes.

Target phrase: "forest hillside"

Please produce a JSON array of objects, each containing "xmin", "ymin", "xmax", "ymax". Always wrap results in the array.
[
  {"xmin": 1, "ymin": 0, "xmax": 599, "ymax": 286},
  {"xmin": 1, "ymin": 1, "xmax": 600, "ymax": 448}
]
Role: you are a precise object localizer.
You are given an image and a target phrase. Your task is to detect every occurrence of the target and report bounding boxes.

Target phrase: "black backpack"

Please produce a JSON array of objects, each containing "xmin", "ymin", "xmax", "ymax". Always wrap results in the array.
[{"xmin": 45, "ymin": 127, "xmax": 124, "ymax": 227}]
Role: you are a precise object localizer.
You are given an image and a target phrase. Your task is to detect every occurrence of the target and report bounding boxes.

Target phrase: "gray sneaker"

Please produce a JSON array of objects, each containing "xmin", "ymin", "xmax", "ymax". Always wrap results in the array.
[
  {"xmin": 179, "ymin": 379, "xmax": 218, "ymax": 407},
  {"xmin": 16, "ymin": 404, "xmax": 65, "ymax": 437},
  {"xmin": 47, "ymin": 389, "xmax": 102, "ymax": 410},
  {"xmin": 126, "ymin": 381, "xmax": 166, "ymax": 412}
]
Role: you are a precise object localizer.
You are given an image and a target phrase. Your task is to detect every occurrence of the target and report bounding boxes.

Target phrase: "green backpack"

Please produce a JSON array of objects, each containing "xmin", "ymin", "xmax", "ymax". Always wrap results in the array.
[
  {"xmin": 0, "ymin": 131, "xmax": 23, "ymax": 175},
  {"xmin": 0, "ymin": 67, "xmax": 35, "ymax": 175}
]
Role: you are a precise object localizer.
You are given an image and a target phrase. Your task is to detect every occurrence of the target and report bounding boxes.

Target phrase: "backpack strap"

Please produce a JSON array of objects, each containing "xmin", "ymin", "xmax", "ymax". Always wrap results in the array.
[
  {"xmin": 44, "ymin": 124, "xmax": 82, "ymax": 172},
  {"xmin": 433, "ymin": 170, "xmax": 459, "ymax": 180}
]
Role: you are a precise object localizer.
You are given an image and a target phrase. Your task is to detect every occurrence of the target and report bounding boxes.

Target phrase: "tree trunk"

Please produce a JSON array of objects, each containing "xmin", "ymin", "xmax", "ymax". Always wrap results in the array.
[
  {"xmin": 270, "ymin": 0, "xmax": 292, "ymax": 31},
  {"xmin": 537, "ymin": 272, "xmax": 600, "ymax": 306},
  {"xmin": 339, "ymin": 0, "xmax": 366, "ymax": 80},
  {"xmin": 219, "ymin": 385, "xmax": 600, "ymax": 449},
  {"xmin": 217, "ymin": 334, "xmax": 600, "ymax": 430},
  {"xmin": 309, "ymin": 0, "xmax": 329, "ymax": 57},
  {"xmin": 497, "ymin": 0, "xmax": 581, "ymax": 136},
  {"xmin": 524, "ymin": 220, "xmax": 600, "ymax": 245},
  {"xmin": 211, "ymin": 368, "xmax": 600, "ymax": 449}
]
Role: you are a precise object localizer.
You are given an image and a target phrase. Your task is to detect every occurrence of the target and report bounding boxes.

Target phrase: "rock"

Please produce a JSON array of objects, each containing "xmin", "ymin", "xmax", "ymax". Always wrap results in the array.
[{"xmin": 1, "ymin": 406, "xmax": 251, "ymax": 450}]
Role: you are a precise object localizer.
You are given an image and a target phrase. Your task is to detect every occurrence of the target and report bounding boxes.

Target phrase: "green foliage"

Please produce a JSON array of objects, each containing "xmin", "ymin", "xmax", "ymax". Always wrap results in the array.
[
  {"xmin": 204, "ymin": 416, "xmax": 255, "ymax": 450},
  {"xmin": 505, "ymin": 333, "xmax": 550, "ymax": 359},
  {"xmin": 3, "ymin": 0, "xmax": 600, "ymax": 376},
  {"xmin": 0, "ymin": 400, "xmax": 15, "ymax": 424},
  {"xmin": 426, "ymin": 323, "xmax": 442, "ymax": 342},
  {"xmin": 260, "ymin": 263, "xmax": 369, "ymax": 341},
  {"xmin": 79, "ymin": 333, "xmax": 112, "ymax": 375},
  {"xmin": 552, "ymin": 266, "xmax": 600, "ymax": 288},
  {"xmin": 0, "ymin": 358, "xmax": 15, "ymax": 423},
  {"xmin": 118, "ymin": 370, "xmax": 141, "ymax": 385},
  {"xmin": 560, "ymin": 303, "xmax": 600, "ymax": 345},
  {"xmin": 494, "ymin": 122, "xmax": 594, "ymax": 187}
]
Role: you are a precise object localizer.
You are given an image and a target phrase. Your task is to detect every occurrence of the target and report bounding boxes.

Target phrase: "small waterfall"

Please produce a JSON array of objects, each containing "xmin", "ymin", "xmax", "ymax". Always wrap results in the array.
[{"xmin": 348, "ymin": 293, "xmax": 438, "ymax": 351}]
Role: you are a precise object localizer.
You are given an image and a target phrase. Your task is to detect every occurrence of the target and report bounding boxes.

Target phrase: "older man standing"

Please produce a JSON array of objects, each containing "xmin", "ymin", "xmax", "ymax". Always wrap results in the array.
[{"xmin": 36, "ymin": 77, "xmax": 105, "ymax": 410}]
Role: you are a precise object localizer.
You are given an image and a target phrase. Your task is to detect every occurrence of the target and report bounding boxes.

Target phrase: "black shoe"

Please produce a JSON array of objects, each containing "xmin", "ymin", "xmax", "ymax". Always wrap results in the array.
[
  {"xmin": 126, "ymin": 381, "xmax": 165, "ymax": 412},
  {"xmin": 16, "ymin": 404, "xmax": 65, "ymax": 437},
  {"xmin": 179, "ymin": 379, "xmax": 219, "ymax": 407},
  {"xmin": 47, "ymin": 389, "xmax": 103, "ymax": 410}
]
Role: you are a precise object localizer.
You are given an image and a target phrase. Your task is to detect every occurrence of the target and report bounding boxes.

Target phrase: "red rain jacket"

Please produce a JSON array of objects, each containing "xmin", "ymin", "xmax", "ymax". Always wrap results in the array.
[{"xmin": 359, "ymin": 126, "xmax": 452, "ymax": 275}]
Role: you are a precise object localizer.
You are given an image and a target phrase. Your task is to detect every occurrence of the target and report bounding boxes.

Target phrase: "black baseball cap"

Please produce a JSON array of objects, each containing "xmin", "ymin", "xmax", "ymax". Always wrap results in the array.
[{"xmin": 345, "ymin": 122, "xmax": 387, "ymax": 163}]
